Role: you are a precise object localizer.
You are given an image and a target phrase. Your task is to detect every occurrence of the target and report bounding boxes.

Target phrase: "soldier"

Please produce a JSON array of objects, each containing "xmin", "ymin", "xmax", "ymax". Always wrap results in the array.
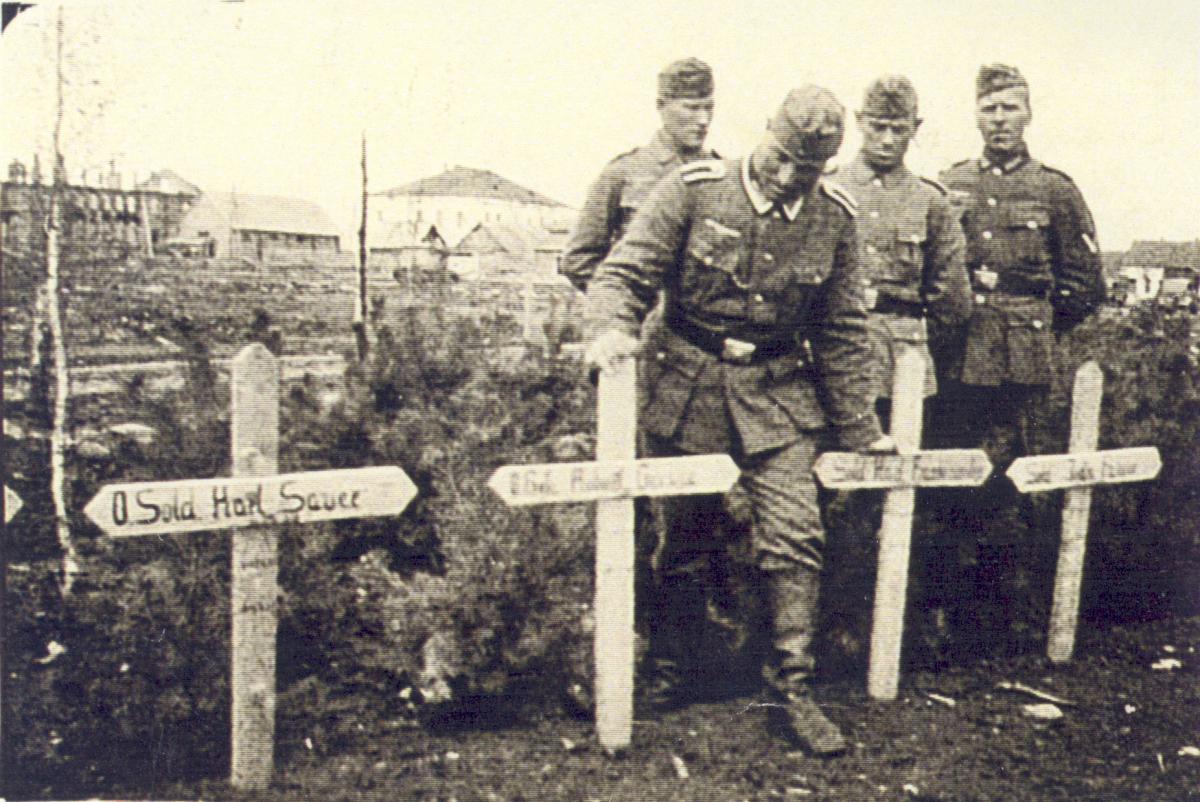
[
  {"xmin": 585, "ymin": 85, "xmax": 894, "ymax": 756},
  {"xmin": 831, "ymin": 75, "xmax": 971, "ymax": 422},
  {"xmin": 561, "ymin": 57, "xmax": 717, "ymax": 292},
  {"xmin": 928, "ymin": 64, "xmax": 1104, "ymax": 652}
]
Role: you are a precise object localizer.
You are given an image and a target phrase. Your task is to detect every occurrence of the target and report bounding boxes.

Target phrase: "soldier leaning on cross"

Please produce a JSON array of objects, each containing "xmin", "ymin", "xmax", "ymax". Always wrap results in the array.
[
  {"xmin": 585, "ymin": 85, "xmax": 896, "ymax": 757},
  {"xmin": 921, "ymin": 63, "xmax": 1105, "ymax": 657}
]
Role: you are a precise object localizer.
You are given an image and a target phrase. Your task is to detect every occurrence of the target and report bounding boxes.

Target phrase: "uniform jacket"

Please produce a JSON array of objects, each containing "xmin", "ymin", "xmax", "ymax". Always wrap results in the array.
[
  {"xmin": 586, "ymin": 157, "xmax": 882, "ymax": 454},
  {"xmin": 831, "ymin": 154, "xmax": 971, "ymax": 397},
  {"xmin": 562, "ymin": 130, "xmax": 717, "ymax": 292},
  {"xmin": 939, "ymin": 148, "xmax": 1103, "ymax": 386}
]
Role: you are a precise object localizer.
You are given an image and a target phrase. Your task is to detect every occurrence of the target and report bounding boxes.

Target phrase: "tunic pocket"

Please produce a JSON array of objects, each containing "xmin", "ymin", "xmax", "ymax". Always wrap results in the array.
[
  {"xmin": 1002, "ymin": 202, "xmax": 1052, "ymax": 272},
  {"xmin": 1003, "ymin": 299, "xmax": 1055, "ymax": 385}
]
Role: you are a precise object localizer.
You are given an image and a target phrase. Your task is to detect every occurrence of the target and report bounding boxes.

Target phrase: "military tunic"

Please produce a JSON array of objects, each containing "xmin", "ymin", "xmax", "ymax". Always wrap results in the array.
[
  {"xmin": 831, "ymin": 155, "xmax": 970, "ymax": 398},
  {"xmin": 562, "ymin": 130, "xmax": 717, "ymax": 292},
  {"xmin": 587, "ymin": 157, "xmax": 882, "ymax": 574},
  {"xmin": 938, "ymin": 148, "xmax": 1103, "ymax": 386}
]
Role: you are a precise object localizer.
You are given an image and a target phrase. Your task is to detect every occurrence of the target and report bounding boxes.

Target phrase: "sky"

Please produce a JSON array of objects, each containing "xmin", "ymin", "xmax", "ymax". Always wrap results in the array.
[{"xmin": 2, "ymin": 0, "xmax": 1197, "ymax": 250}]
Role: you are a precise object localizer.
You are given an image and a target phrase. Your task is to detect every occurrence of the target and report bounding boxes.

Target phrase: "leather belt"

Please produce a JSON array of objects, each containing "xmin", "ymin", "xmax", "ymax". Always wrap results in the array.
[
  {"xmin": 872, "ymin": 296, "xmax": 926, "ymax": 318},
  {"xmin": 665, "ymin": 313, "xmax": 797, "ymax": 365}
]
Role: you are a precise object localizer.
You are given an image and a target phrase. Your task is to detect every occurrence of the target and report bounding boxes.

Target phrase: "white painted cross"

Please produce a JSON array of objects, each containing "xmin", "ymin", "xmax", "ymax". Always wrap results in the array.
[
  {"xmin": 812, "ymin": 346, "xmax": 992, "ymax": 701},
  {"xmin": 1006, "ymin": 360, "xmax": 1162, "ymax": 663},
  {"xmin": 82, "ymin": 344, "xmax": 418, "ymax": 790},
  {"xmin": 487, "ymin": 358, "xmax": 739, "ymax": 754},
  {"xmin": 4, "ymin": 486, "xmax": 22, "ymax": 523}
]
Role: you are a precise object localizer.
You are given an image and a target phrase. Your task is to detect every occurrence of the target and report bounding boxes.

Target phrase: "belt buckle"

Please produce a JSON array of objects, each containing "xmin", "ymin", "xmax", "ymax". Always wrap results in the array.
[{"xmin": 721, "ymin": 337, "xmax": 757, "ymax": 364}]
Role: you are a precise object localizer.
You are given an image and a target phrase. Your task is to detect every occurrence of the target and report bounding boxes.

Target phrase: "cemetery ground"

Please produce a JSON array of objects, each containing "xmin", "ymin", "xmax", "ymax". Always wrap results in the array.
[{"xmin": 6, "ymin": 253, "xmax": 1200, "ymax": 800}]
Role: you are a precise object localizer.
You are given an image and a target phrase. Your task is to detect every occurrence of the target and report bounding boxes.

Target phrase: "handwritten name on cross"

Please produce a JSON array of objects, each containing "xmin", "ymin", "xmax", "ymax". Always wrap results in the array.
[
  {"xmin": 83, "ymin": 344, "xmax": 417, "ymax": 790},
  {"xmin": 487, "ymin": 358, "xmax": 739, "ymax": 754},
  {"xmin": 813, "ymin": 346, "xmax": 992, "ymax": 701},
  {"xmin": 1007, "ymin": 360, "xmax": 1162, "ymax": 663}
]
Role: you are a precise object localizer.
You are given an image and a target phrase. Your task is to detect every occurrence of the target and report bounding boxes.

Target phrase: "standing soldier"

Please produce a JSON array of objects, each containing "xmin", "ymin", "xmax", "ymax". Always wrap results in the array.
[
  {"xmin": 561, "ymin": 57, "xmax": 717, "ymax": 292},
  {"xmin": 586, "ymin": 85, "xmax": 893, "ymax": 756},
  {"xmin": 830, "ymin": 75, "xmax": 971, "ymax": 423},
  {"xmin": 929, "ymin": 64, "xmax": 1104, "ymax": 653},
  {"xmin": 824, "ymin": 76, "xmax": 970, "ymax": 664},
  {"xmin": 560, "ymin": 58, "xmax": 717, "ymax": 717}
]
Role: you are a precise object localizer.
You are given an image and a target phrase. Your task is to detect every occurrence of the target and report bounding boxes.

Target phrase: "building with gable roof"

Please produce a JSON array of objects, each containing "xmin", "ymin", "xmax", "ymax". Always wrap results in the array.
[
  {"xmin": 177, "ymin": 191, "xmax": 340, "ymax": 262},
  {"xmin": 1117, "ymin": 240, "xmax": 1200, "ymax": 303}
]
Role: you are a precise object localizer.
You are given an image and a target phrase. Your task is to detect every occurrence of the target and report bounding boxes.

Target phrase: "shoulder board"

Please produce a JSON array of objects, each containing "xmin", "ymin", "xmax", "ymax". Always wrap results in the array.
[
  {"xmin": 679, "ymin": 159, "xmax": 726, "ymax": 184},
  {"xmin": 1039, "ymin": 163, "xmax": 1077, "ymax": 183},
  {"xmin": 920, "ymin": 176, "xmax": 949, "ymax": 196},
  {"xmin": 820, "ymin": 179, "xmax": 858, "ymax": 217},
  {"xmin": 605, "ymin": 146, "xmax": 640, "ymax": 166}
]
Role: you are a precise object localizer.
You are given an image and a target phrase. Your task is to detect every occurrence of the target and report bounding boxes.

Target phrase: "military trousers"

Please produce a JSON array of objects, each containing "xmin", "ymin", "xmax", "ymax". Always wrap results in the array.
[{"xmin": 919, "ymin": 380, "xmax": 1060, "ymax": 653}]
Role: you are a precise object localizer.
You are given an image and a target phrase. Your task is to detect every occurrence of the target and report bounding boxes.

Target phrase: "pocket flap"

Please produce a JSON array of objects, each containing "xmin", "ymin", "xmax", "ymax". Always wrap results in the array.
[{"xmin": 1003, "ymin": 202, "xmax": 1050, "ymax": 230}]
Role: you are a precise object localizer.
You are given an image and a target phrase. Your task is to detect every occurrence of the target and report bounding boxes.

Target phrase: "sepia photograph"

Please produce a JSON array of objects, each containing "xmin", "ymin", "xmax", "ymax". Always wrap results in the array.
[{"xmin": 2, "ymin": 1, "xmax": 1198, "ymax": 799}]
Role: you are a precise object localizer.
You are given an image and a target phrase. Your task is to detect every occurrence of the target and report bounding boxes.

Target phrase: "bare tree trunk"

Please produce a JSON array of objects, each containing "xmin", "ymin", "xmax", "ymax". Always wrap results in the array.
[
  {"xmin": 354, "ymin": 132, "xmax": 370, "ymax": 362},
  {"xmin": 47, "ymin": 6, "xmax": 80, "ymax": 594}
]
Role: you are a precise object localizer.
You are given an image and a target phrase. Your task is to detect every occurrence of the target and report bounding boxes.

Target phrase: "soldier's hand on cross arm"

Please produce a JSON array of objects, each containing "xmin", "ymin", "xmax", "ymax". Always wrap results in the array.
[{"xmin": 584, "ymin": 329, "xmax": 640, "ymax": 374}]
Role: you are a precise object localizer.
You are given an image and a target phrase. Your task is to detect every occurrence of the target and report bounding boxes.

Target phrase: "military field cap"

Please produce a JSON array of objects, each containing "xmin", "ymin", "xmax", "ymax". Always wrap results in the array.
[
  {"xmin": 769, "ymin": 85, "xmax": 844, "ymax": 161},
  {"xmin": 861, "ymin": 75, "xmax": 918, "ymax": 119},
  {"xmin": 657, "ymin": 57, "xmax": 714, "ymax": 100},
  {"xmin": 976, "ymin": 63, "xmax": 1028, "ymax": 99}
]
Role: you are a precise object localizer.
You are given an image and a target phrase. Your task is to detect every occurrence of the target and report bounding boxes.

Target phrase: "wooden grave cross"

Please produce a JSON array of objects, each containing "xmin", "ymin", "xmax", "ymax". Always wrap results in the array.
[
  {"xmin": 812, "ymin": 346, "xmax": 993, "ymax": 701},
  {"xmin": 1006, "ymin": 360, "xmax": 1162, "ymax": 663},
  {"xmin": 487, "ymin": 357, "xmax": 740, "ymax": 754},
  {"xmin": 82, "ymin": 344, "xmax": 419, "ymax": 790}
]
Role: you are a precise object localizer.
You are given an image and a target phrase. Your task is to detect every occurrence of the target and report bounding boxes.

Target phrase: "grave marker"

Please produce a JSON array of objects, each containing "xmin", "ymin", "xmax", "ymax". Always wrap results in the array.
[
  {"xmin": 1007, "ymin": 360, "xmax": 1162, "ymax": 663},
  {"xmin": 487, "ymin": 357, "xmax": 739, "ymax": 753},
  {"xmin": 812, "ymin": 346, "xmax": 992, "ymax": 701},
  {"xmin": 82, "ymin": 344, "xmax": 417, "ymax": 789}
]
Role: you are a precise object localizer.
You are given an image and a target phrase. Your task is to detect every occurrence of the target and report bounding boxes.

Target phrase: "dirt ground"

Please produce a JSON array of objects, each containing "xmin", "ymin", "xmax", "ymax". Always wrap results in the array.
[{"xmin": 36, "ymin": 613, "xmax": 1192, "ymax": 802}]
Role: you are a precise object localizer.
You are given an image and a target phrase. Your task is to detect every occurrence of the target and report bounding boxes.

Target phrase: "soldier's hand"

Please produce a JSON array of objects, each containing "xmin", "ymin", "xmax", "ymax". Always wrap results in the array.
[
  {"xmin": 861, "ymin": 434, "xmax": 898, "ymax": 454},
  {"xmin": 584, "ymin": 329, "xmax": 640, "ymax": 374}
]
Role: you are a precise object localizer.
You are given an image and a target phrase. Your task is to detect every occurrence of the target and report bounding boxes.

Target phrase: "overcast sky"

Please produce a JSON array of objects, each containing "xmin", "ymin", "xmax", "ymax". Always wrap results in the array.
[{"xmin": 2, "ymin": 0, "xmax": 1197, "ymax": 250}]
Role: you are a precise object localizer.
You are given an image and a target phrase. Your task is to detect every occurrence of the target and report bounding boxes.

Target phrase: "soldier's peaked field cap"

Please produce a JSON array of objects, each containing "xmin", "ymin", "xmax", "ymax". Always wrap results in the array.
[
  {"xmin": 976, "ymin": 63, "xmax": 1028, "ymax": 98},
  {"xmin": 658, "ymin": 57, "xmax": 714, "ymax": 99},
  {"xmin": 861, "ymin": 75, "xmax": 918, "ymax": 119},
  {"xmin": 769, "ymin": 85, "xmax": 844, "ymax": 161}
]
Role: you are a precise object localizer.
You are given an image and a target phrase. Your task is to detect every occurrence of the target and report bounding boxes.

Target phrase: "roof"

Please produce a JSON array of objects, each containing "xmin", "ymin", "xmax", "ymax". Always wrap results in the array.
[
  {"xmin": 1123, "ymin": 240, "xmax": 1200, "ymax": 272},
  {"xmin": 183, "ymin": 191, "xmax": 339, "ymax": 237},
  {"xmin": 378, "ymin": 166, "xmax": 568, "ymax": 208},
  {"xmin": 374, "ymin": 222, "xmax": 449, "ymax": 250},
  {"xmin": 456, "ymin": 221, "xmax": 537, "ymax": 257},
  {"xmin": 135, "ymin": 169, "xmax": 201, "ymax": 196},
  {"xmin": 533, "ymin": 228, "xmax": 569, "ymax": 252}
]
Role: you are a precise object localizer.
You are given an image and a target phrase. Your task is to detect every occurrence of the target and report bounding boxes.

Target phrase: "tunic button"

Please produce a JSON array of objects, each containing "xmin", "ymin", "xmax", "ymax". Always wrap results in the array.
[
  {"xmin": 1027, "ymin": 220, "xmax": 1038, "ymax": 229},
  {"xmin": 872, "ymin": 178, "xmax": 882, "ymax": 187},
  {"xmin": 754, "ymin": 293, "xmax": 765, "ymax": 303},
  {"xmin": 992, "ymin": 167, "xmax": 1002, "ymax": 176},
  {"xmin": 763, "ymin": 253, "xmax": 774, "ymax": 262},
  {"xmin": 704, "ymin": 256, "xmax": 713, "ymax": 265},
  {"xmin": 1032, "ymin": 320, "xmax": 1044, "ymax": 330},
  {"xmin": 870, "ymin": 211, "xmax": 880, "ymax": 218},
  {"xmin": 987, "ymin": 197, "xmax": 997, "ymax": 206},
  {"xmin": 974, "ymin": 294, "xmax": 986, "ymax": 304},
  {"xmin": 656, "ymin": 351, "xmax": 666, "ymax": 362},
  {"xmin": 982, "ymin": 231, "xmax": 993, "ymax": 240},
  {"xmin": 866, "ymin": 244, "xmax": 877, "ymax": 254}
]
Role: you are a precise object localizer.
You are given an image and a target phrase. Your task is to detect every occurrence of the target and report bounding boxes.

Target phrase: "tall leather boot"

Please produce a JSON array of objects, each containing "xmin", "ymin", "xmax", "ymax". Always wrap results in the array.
[
  {"xmin": 641, "ymin": 573, "xmax": 707, "ymax": 713},
  {"xmin": 763, "ymin": 570, "xmax": 846, "ymax": 756}
]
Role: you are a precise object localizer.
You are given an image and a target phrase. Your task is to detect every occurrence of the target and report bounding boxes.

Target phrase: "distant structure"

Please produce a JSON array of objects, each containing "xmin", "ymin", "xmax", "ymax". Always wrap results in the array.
[
  {"xmin": 177, "ymin": 191, "xmax": 340, "ymax": 261},
  {"xmin": 1115, "ymin": 240, "xmax": 1200, "ymax": 304},
  {"xmin": 450, "ymin": 221, "xmax": 569, "ymax": 280},
  {"xmin": 1, "ymin": 157, "xmax": 198, "ymax": 257},
  {"xmin": 371, "ymin": 165, "xmax": 574, "ymax": 257}
]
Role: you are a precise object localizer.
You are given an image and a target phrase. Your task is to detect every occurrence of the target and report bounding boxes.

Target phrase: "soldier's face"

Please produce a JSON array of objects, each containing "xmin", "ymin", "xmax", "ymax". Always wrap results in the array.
[
  {"xmin": 857, "ymin": 113, "xmax": 920, "ymax": 170},
  {"xmin": 751, "ymin": 134, "xmax": 825, "ymax": 202},
  {"xmin": 658, "ymin": 96, "xmax": 714, "ymax": 153},
  {"xmin": 975, "ymin": 87, "xmax": 1031, "ymax": 153}
]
